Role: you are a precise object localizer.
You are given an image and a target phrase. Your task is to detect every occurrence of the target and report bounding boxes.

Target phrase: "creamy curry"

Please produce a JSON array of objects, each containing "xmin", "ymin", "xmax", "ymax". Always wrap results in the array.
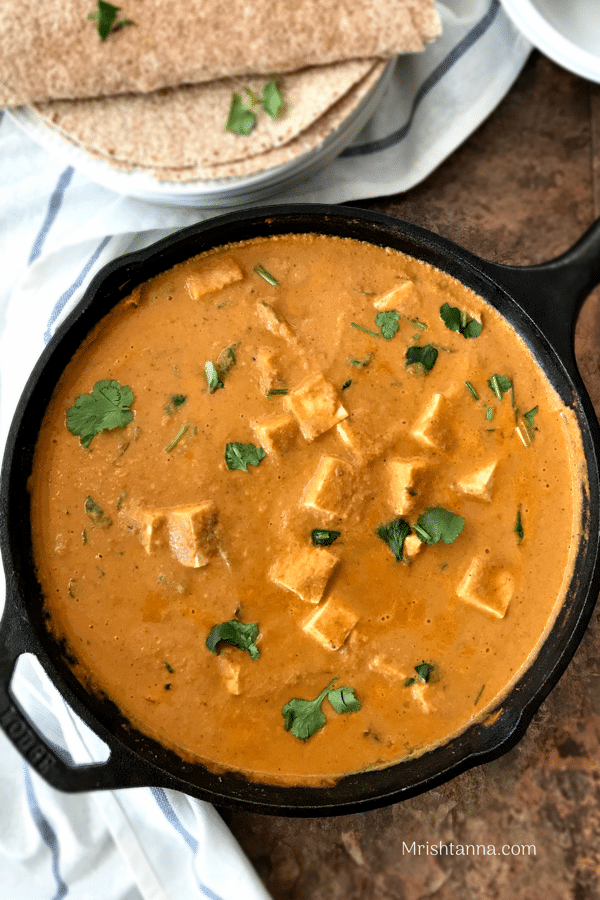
[{"xmin": 29, "ymin": 233, "xmax": 585, "ymax": 785}]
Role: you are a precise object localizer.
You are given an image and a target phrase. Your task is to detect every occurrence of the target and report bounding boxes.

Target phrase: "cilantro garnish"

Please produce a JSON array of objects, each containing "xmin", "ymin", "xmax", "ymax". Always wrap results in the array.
[
  {"xmin": 349, "ymin": 352, "xmax": 375, "ymax": 368},
  {"xmin": 488, "ymin": 374, "xmax": 512, "ymax": 401},
  {"xmin": 282, "ymin": 677, "xmax": 361, "ymax": 741},
  {"xmin": 205, "ymin": 361, "xmax": 224, "ymax": 394},
  {"xmin": 226, "ymin": 80, "xmax": 283, "ymax": 135},
  {"xmin": 164, "ymin": 423, "xmax": 188, "ymax": 452},
  {"xmin": 164, "ymin": 394, "xmax": 187, "ymax": 416},
  {"xmin": 375, "ymin": 310, "xmax": 400, "ymax": 340},
  {"xmin": 405, "ymin": 661, "xmax": 435, "ymax": 686},
  {"xmin": 66, "ymin": 379, "xmax": 134, "ymax": 448},
  {"xmin": 376, "ymin": 517, "xmax": 411, "ymax": 561},
  {"xmin": 351, "ymin": 321, "xmax": 379, "ymax": 337},
  {"xmin": 522, "ymin": 406, "xmax": 539, "ymax": 441},
  {"xmin": 224, "ymin": 441, "xmax": 266, "ymax": 472},
  {"xmin": 440, "ymin": 303, "xmax": 482, "ymax": 339},
  {"xmin": 465, "ymin": 381, "xmax": 480, "ymax": 400},
  {"xmin": 515, "ymin": 507, "xmax": 524, "ymax": 541},
  {"xmin": 311, "ymin": 529, "xmax": 341, "ymax": 546},
  {"xmin": 253, "ymin": 265, "xmax": 279, "ymax": 286},
  {"xmin": 206, "ymin": 620, "xmax": 260, "ymax": 660},
  {"xmin": 405, "ymin": 344, "xmax": 438, "ymax": 372},
  {"xmin": 88, "ymin": 1, "xmax": 135, "ymax": 40},
  {"xmin": 84, "ymin": 496, "xmax": 112, "ymax": 528},
  {"xmin": 413, "ymin": 508, "xmax": 464, "ymax": 545}
]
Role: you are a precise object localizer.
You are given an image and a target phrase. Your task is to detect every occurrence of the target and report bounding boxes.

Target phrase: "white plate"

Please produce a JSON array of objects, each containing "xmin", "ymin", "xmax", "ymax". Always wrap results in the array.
[
  {"xmin": 7, "ymin": 61, "xmax": 395, "ymax": 208},
  {"xmin": 500, "ymin": 0, "xmax": 600, "ymax": 83}
]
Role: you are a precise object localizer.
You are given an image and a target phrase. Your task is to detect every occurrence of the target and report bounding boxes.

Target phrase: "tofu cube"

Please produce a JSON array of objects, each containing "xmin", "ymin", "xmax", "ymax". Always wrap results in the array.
[
  {"xmin": 284, "ymin": 373, "xmax": 348, "ymax": 441},
  {"xmin": 252, "ymin": 414, "xmax": 297, "ymax": 457},
  {"xmin": 412, "ymin": 393, "xmax": 455, "ymax": 450},
  {"xmin": 403, "ymin": 533, "xmax": 423, "ymax": 561},
  {"xmin": 373, "ymin": 278, "xmax": 421, "ymax": 316},
  {"xmin": 138, "ymin": 510, "xmax": 169, "ymax": 553},
  {"xmin": 302, "ymin": 456, "xmax": 356, "ymax": 518},
  {"xmin": 387, "ymin": 457, "xmax": 429, "ymax": 515},
  {"xmin": 269, "ymin": 546, "xmax": 339, "ymax": 604},
  {"xmin": 302, "ymin": 596, "xmax": 359, "ymax": 650},
  {"xmin": 167, "ymin": 502, "xmax": 218, "ymax": 568},
  {"xmin": 256, "ymin": 301, "xmax": 296, "ymax": 343},
  {"xmin": 369, "ymin": 656, "xmax": 407, "ymax": 680},
  {"xmin": 453, "ymin": 461, "xmax": 497, "ymax": 502},
  {"xmin": 186, "ymin": 256, "xmax": 243, "ymax": 299},
  {"xmin": 254, "ymin": 348, "xmax": 283, "ymax": 394},
  {"xmin": 457, "ymin": 556, "xmax": 515, "ymax": 619},
  {"xmin": 217, "ymin": 654, "xmax": 242, "ymax": 695}
]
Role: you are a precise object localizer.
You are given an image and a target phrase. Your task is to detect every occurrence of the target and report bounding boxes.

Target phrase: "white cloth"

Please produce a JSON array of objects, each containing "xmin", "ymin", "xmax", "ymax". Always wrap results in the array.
[{"xmin": 0, "ymin": 2, "xmax": 531, "ymax": 898}]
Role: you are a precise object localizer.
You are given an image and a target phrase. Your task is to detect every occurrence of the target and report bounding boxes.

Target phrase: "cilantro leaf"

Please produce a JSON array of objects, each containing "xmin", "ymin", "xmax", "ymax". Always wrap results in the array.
[
  {"xmin": 375, "ymin": 310, "xmax": 400, "ymax": 340},
  {"xmin": 253, "ymin": 265, "xmax": 279, "ymax": 286},
  {"xmin": 405, "ymin": 661, "xmax": 435, "ymax": 686},
  {"xmin": 66, "ymin": 379, "xmax": 134, "ymax": 448},
  {"xmin": 488, "ymin": 374, "xmax": 512, "ymax": 401},
  {"xmin": 88, "ymin": 1, "xmax": 134, "ymax": 40},
  {"xmin": 226, "ymin": 93, "xmax": 257, "ymax": 135},
  {"xmin": 440, "ymin": 303, "xmax": 482, "ymax": 339},
  {"xmin": 376, "ymin": 517, "xmax": 411, "ymax": 561},
  {"xmin": 311, "ymin": 529, "xmax": 341, "ymax": 546},
  {"xmin": 261, "ymin": 80, "xmax": 283, "ymax": 119},
  {"xmin": 205, "ymin": 360, "xmax": 224, "ymax": 394},
  {"xmin": 164, "ymin": 423, "xmax": 188, "ymax": 452},
  {"xmin": 515, "ymin": 507, "xmax": 524, "ymax": 541},
  {"xmin": 206, "ymin": 620, "xmax": 260, "ymax": 660},
  {"xmin": 327, "ymin": 686, "xmax": 362, "ymax": 714},
  {"xmin": 348, "ymin": 352, "xmax": 375, "ymax": 368},
  {"xmin": 164, "ymin": 393, "xmax": 187, "ymax": 416},
  {"xmin": 413, "ymin": 508, "xmax": 464, "ymax": 545},
  {"xmin": 282, "ymin": 677, "xmax": 361, "ymax": 741},
  {"xmin": 84, "ymin": 496, "xmax": 112, "ymax": 528},
  {"xmin": 405, "ymin": 344, "xmax": 438, "ymax": 372},
  {"xmin": 522, "ymin": 405, "xmax": 539, "ymax": 441},
  {"xmin": 465, "ymin": 381, "xmax": 480, "ymax": 400},
  {"xmin": 224, "ymin": 441, "xmax": 266, "ymax": 472}
]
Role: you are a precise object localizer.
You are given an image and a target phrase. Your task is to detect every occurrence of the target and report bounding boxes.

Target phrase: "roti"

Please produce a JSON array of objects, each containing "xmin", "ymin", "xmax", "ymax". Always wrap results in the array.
[{"xmin": 32, "ymin": 60, "xmax": 387, "ymax": 182}]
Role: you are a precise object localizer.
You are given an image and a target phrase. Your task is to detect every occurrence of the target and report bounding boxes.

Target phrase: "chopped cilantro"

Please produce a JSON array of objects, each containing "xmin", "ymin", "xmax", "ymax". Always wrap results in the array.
[
  {"xmin": 375, "ymin": 310, "xmax": 400, "ymax": 340},
  {"xmin": 351, "ymin": 321, "xmax": 379, "ymax": 337},
  {"xmin": 266, "ymin": 388, "xmax": 288, "ymax": 396},
  {"xmin": 488, "ymin": 374, "xmax": 512, "ymax": 401},
  {"xmin": 405, "ymin": 344, "xmax": 438, "ymax": 372},
  {"xmin": 225, "ymin": 93, "xmax": 257, "ymax": 134},
  {"xmin": 405, "ymin": 661, "xmax": 435, "ymax": 686},
  {"xmin": 465, "ymin": 381, "xmax": 479, "ymax": 400},
  {"xmin": 349, "ymin": 352, "xmax": 375, "ymax": 368},
  {"xmin": 413, "ymin": 508, "xmax": 464, "ymax": 545},
  {"xmin": 66, "ymin": 379, "xmax": 134, "ymax": 448},
  {"xmin": 164, "ymin": 394, "xmax": 187, "ymax": 416},
  {"xmin": 253, "ymin": 265, "xmax": 279, "ymax": 286},
  {"xmin": 311, "ymin": 529, "xmax": 341, "ymax": 546},
  {"xmin": 88, "ymin": 1, "xmax": 135, "ymax": 40},
  {"xmin": 376, "ymin": 517, "xmax": 411, "ymax": 561},
  {"xmin": 261, "ymin": 80, "xmax": 284, "ymax": 119},
  {"xmin": 206, "ymin": 620, "xmax": 260, "ymax": 660},
  {"xmin": 224, "ymin": 441, "xmax": 266, "ymax": 472},
  {"xmin": 515, "ymin": 507, "xmax": 524, "ymax": 541},
  {"xmin": 205, "ymin": 360, "xmax": 224, "ymax": 394},
  {"xmin": 282, "ymin": 677, "xmax": 361, "ymax": 741},
  {"xmin": 440, "ymin": 302, "xmax": 482, "ymax": 338},
  {"xmin": 164, "ymin": 423, "xmax": 188, "ymax": 452},
  {"xmin": 84, "ymin": 496, "xmax": 112, "ymax": 528}
]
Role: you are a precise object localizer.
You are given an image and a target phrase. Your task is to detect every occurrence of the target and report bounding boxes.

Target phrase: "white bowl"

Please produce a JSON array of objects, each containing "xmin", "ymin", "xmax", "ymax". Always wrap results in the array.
[{"xmin": 500, "ymin": 0, "xmax": 600, "ymax": 83}]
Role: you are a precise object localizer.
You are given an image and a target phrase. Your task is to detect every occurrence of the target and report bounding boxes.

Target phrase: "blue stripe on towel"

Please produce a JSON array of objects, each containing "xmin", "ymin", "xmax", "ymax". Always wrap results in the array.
[
  {"xmin": 24, "ymin": 764, "xmax": 68, "ymax": 900},
  {"xmin": 43, "ymin": 235, "xmax": 112, "ymax": 345},
  {"xmin": 342, "ymin": 0, "xmax": 501, "ymax": 157},
  {"xmin": 28, "ymin": 167, "xmax": 75, "ymax": 265},
  {"xmin": 150, "ymin": 787, "xmax": 227, "ymax": 900}
]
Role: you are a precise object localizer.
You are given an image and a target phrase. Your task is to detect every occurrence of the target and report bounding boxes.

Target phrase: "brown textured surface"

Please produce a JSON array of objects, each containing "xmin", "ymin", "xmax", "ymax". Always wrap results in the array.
[
  {"xmin": 0, "ymin": 0, "xmax": 440, "ymax": 107},
  {"xmin": 219, "ymin": 53, "xmax": 600, "ymax": 900}
]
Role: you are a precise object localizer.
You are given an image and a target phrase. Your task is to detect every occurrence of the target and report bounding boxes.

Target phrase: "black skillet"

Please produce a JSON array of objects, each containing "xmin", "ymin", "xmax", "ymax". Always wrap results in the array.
[{"xmin": 1, "ymin": 205, "xmax": 600, "ymax": 816}]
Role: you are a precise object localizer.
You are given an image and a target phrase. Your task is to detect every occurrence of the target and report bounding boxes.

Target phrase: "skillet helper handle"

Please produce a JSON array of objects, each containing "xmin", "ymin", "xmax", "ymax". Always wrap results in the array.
[
  {"xmin": 0, "ymin": 578, "xmax": 155, "ymax": 793},
  {"xmin": 479, "ymin": 217, "xmax": 600, "ymax": 375}
]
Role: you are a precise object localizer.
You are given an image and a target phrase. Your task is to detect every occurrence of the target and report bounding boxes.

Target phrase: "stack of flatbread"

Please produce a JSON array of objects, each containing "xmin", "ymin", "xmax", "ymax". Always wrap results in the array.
[{"xmin": 1, "ymin": 0, "xmax": 441, "ymax": 183}]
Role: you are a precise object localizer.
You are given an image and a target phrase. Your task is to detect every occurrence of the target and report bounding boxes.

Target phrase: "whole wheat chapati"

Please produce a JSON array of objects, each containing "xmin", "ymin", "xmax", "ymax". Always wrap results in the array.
[
  {"xmin": 0, "ymin": 0, "xmax": 440, "ymax": 107},
  {"xmin": 33, "ymin": 60, "xmax": 381, "ymax": 172}
]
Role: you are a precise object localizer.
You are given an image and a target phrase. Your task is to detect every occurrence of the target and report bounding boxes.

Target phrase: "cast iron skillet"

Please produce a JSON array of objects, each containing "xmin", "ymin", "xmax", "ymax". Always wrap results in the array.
[{"xmin": 1, "ymin": 205, "xmax": 600, "ymax": 816}]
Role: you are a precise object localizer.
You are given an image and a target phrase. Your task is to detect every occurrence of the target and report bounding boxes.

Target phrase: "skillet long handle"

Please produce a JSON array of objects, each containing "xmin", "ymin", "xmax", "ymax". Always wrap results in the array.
[{"xmin": 477, "ymin": 217, "xmax": 600, "ymax": 376}]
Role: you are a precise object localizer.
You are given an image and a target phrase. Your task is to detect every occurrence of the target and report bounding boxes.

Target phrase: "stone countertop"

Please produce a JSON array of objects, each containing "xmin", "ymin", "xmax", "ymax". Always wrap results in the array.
[{"xmin": 220, "ymin": 52, "xmax": 600, "ymax": 900}]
